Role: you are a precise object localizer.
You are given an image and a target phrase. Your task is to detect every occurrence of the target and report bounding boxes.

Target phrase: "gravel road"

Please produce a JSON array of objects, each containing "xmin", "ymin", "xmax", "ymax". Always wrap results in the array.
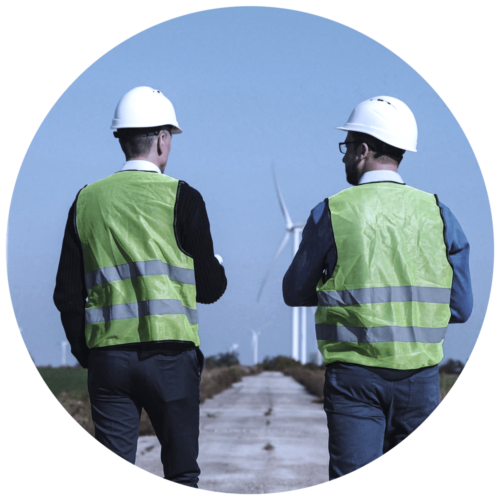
[{"xmin": 135, "ymin": 371, "xmax": 330, "ymax": 494}]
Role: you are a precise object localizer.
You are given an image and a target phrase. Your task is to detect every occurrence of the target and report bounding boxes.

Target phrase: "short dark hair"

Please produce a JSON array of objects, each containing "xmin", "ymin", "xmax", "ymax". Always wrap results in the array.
[
  {"xmin": 115, "ymin": 126, "xmax": 172, "ymax": 160},
  {"xmin": 351, "ymin": 131, "xmax": 405, "ymax": 163}
]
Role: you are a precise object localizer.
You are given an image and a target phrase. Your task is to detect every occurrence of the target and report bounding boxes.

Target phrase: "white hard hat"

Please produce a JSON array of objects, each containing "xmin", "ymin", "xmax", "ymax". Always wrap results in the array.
[
  {"xmin": 337, "ymin": 96, "xmax": 417, "ymax": 152},
  {"xmin": 111, "ymin": 86, "xmax": 182, "ymax": 134}
]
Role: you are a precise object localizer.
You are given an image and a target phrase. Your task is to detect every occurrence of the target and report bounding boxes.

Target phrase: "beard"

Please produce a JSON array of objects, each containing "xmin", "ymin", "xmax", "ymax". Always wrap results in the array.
[{"xmin": 345, "ymin": 159, "xmax": 359, "ymax": 186}]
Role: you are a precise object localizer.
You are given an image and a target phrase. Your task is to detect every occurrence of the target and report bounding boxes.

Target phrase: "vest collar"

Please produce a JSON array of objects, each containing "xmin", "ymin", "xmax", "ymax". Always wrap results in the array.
[{"xmin": 358, "ymin": 170, "xmax": 404, "ymax": 185}]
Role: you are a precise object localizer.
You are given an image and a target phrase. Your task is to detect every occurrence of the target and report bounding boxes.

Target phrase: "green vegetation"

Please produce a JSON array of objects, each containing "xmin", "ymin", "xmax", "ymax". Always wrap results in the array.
[
  {"xmin": 37, "ymin": 359, "xmax": 260, "ymax": 436},
  {"xmin": 38, "ymin": 366, "xmax": 88, "ymax": 399},
  {"xmin": 204, "ymin": 352, "xmax": 240, "ymax": 370},
  {"xmin": 261, "ymin": 355, "xmax": 302, "ymax": 371},
  {"xmin": 202, "ymin": 364, "xmax": 261, "ymax": 403},
  {"xmin": 283, "ymin": 366, "xmax": 325, "ymax": 403},
  {"xmin": 38, "ymin": 366, "xmax": 93, "ymax": 433},
  {"xmin": 37, "ymin": 356, "xmax": 462, "ymax": 436},
  {"xmin": 439, "ymin": 359, "xmax": 464, "ymax": 375}
]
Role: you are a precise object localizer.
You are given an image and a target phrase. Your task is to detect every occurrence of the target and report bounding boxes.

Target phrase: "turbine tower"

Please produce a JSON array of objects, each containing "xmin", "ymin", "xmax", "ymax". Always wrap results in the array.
[
  {"xmin": 61, "ymin": 340, "xmax": 69, "ymax": 366},
  {"xmin": 250, "ymin": 329, "xmax": 261, "ymax": 366},
  {"xmin": 257, "ymin": 170, "xmax": 307, "ymax": 363}
]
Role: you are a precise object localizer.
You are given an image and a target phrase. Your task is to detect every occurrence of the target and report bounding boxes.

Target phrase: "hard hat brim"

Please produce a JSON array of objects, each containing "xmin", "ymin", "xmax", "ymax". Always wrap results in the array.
[
  {"xmin": 335, "ymin": 125, "xmax": 417, "ymax": 153},
  {"xmin": 111, "ymin": 124, "xmax": 183, "ymax": 134}
]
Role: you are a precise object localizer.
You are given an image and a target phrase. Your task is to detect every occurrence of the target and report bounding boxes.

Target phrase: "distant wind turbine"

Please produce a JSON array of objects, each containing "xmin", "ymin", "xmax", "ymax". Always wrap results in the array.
[
  {"xmin": 250, "ymin": 329, "xmax": 261, "ymax": 366},
  {"xmin": 61, "ymin": 340, "xmax": 69, "ymax": 366},
  {"xmin": 257, "ymin": 170, "xmax": 308, "ymax": 363},
  {"xmin": 248, "ymin": 322, "xmax": 270, "ymax": 366}
]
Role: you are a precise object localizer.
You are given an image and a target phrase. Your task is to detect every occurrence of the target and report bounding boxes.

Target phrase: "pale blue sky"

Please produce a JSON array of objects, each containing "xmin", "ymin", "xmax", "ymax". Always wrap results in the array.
[{"xmin": 7, "ymin": 7, "xmax": 492, "ymax": 367}]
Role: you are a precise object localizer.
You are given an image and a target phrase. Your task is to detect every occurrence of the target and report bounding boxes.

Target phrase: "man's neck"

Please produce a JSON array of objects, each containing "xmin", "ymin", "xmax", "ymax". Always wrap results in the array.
[{"xmin": 363, "ymin": 162, "xmax": 398, "ymax": 174}]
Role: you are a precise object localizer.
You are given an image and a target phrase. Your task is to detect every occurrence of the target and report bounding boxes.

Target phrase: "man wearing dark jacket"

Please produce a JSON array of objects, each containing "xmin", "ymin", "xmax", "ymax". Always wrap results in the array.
[{"xmin": 54, "ymin": 86, "xmax": 227, "ymax": 488}]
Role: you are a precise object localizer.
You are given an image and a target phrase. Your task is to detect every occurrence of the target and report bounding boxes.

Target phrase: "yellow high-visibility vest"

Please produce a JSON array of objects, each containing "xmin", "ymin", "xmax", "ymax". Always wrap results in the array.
[
  {"xmin": 76, "ymin": 171, "xmax": 199, "ymax": 349},
  {"xmin": 316, "ymin": 183, "xmax": 453, "ymax": 369}
]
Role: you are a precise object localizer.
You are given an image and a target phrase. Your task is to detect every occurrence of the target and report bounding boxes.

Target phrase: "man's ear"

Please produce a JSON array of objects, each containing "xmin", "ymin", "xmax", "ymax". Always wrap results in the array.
[
  {"xmin": 157, "ymin": 131, "xmax": 170, "ymax": 155},
  {"xmin": 157, "ymin": 135, "xmax": 163, "ymax": 156},
  {"xmin": 358, "ymin": 142, "xmax": 370, "ymax": 159}
]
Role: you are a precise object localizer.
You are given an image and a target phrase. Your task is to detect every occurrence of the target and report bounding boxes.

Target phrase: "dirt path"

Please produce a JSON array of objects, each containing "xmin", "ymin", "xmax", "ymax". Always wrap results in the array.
[{"xmin": 135, "ymin": 371, "xmax": 329, "ymax": 494}]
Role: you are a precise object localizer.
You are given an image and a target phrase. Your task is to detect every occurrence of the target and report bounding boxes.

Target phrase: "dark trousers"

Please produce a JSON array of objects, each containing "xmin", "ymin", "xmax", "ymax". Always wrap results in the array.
[
  {"xmin": 323, "ymin": 362, "xmax": 440, "ymax": 479},
  {"xmin": 87, "ymin": 348, "xmax": 203, "ymax": 487}
]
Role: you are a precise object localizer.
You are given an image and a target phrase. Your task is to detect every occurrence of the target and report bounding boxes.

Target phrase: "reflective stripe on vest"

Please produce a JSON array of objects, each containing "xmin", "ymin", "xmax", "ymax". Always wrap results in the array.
[
  {"xmin": 317, "ymin": 286, "xmax": 451, "ymax": 307},
  {"xmin": 315, "ymin": 183, "xmax": 453, "ymax": 370},
  {"xmin": 76, "ymin": 171, "xmax": 199, "ymax": 349},
  {"xmin": 85, "ymin": 299, "xmax": 198, "ymax": 325},
  {"xmin": 315, "ymin": 325, "xmax": 447, "ymax": 344},
  {"xmin": 85, "ymin": 260, "xmax": 196, "ymax": 289}
]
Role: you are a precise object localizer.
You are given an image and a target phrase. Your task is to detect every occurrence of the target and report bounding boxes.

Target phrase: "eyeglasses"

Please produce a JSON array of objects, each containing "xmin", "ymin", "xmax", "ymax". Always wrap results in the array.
[{"xmin": 338, "ymin": 141, "xmax": 359, "ymax": 154}]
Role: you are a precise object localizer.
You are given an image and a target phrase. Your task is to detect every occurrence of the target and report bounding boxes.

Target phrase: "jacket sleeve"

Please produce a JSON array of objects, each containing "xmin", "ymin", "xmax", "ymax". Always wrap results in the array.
[
  {"xmin": 53, "ymin": 193, "xmax": 89, "ymax": 368},
  {"xmin": 439, "ymin": 201, "xmax": 473, "ymax": 323},
  {"xmin": 176, "ymin": 182, "xmax": 227, "ymax": 304},
  {"xmin": 282, "ymin": 200, "xmax": 337, "ymax": 307}
]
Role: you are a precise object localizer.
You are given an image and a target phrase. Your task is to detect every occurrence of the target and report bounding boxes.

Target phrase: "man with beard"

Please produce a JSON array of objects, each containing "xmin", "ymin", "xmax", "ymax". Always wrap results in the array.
[{"xmin": 282, "ymin": 96, "xmax": 473, "ymax": 479}]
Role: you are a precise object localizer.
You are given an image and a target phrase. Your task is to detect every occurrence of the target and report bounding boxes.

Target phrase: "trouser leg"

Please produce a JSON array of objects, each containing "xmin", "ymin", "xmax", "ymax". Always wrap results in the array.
[
  {"xmin": 324, "ymin": 364, "xmax": 386, "ymax": 479},
  {"xmin": 87, "ymin": 350, "xmax": 142, "ymax": 464},
  {"xmin": 139, "ymin": 349, "xmax": 202, "ymax": 488},
  {"xmin": 384, "ymin": 365, "xmax": 440, "ymax": 453}
]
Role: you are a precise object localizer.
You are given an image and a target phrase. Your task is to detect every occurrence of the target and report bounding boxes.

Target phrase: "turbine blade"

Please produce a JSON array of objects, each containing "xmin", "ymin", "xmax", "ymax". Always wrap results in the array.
[
  {"xmin": 273, "ymin": 169, "xmax": 293, "ymax": 229},
  {"xmin": 257, "ymin": 231, "xmax": 290, "ymax": 301}
]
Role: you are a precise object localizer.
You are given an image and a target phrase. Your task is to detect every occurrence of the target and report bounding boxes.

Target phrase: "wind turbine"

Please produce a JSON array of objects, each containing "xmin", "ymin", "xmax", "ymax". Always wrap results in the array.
[
  {"xmin": 257, "ymin": 170, "xmax": 308, "ymax": 363},
  {"xmin": 61, "ymin": 340, "xmax": 69, "ymax": 366},
  {"xmin": 250, "ymin": 329, "xmax": 261, "ymax": 366}
]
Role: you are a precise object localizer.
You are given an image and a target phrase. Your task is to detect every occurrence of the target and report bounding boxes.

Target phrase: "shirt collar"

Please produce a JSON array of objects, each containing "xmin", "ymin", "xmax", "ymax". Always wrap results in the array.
[
  {"xmin": 358, "ymin": 170, "xmax": 404, "ymax": 185},
  {"xmin": 120, "ymin": 160, "xmax": 161, "ymax": 174}
]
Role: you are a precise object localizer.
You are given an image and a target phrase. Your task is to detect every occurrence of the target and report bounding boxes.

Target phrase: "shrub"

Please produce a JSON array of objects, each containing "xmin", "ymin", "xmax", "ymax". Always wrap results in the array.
[
  {"xmin": 302, "ymin": 361, "xmax": 324, "ymax": 370},
  {"xmin": 439, "ymin": 359, "xmax": 464, "ymax": 375},
  {"xmin": 204, "ymin": 352, "xmax": 240, "ymax": 369},
  {"xmin": 200, "ymin": 367, "xmax": 242, "ymax": 402},
  {"xmin": 261, "ymin": 355, "xmax": 302, "ymax": 371},
  {"xmin": 283, "ymin": 367, "xmax": 325, "ymax": 402}
]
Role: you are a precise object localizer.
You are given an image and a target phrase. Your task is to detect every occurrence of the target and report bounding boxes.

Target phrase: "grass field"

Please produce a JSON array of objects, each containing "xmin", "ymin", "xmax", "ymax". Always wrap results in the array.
[
  {"xmin": 37, "ymin": 364, "xmax": 459, "ymax": 436},
  {"xmin": 38, "ymin": 364, "xmax": 260, "ymax": 435},
  {"xmin": 38, "ymin": 366, "xmax": 88, "ymax": 398}
]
